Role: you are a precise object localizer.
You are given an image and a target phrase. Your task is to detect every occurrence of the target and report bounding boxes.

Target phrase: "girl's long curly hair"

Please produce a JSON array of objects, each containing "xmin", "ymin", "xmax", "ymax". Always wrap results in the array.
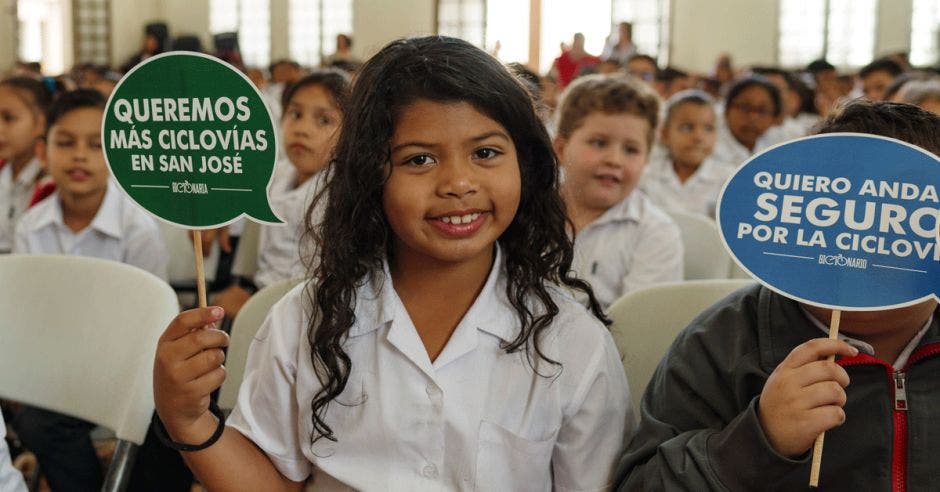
[{"xmin": 305, "ymin": 36, "xmax": 607, "ymax": 444}]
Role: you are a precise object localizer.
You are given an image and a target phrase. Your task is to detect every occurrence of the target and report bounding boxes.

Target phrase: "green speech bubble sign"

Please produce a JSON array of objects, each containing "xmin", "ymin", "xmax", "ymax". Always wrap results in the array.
[{"xmin": 103, "ymin": 52, "xmax": 283, "ymax": 228}]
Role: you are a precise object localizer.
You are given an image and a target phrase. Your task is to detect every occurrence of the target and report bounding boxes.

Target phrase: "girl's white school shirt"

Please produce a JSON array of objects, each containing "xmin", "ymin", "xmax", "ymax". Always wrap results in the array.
[
  {"xmin": 571, "ymin": 191, "xmax": 683, "ymax": 310},
  {"xmin": 254, "ymin": 164, "xmax": 324, "ymax": 289},
  {"xmin": 228, "ymin": 247, "xmax": 632, "ymax": 491},
  {"xmin": 12, "ymin": 181, "xmax": 169, "ymax": 280},
  {"xmin": 0, "ymin": 157, "xmax": 42, "ymax": 253},
  {"xmin": 639, "ymin": 154, "xmax": 733, "ymax": 218}
]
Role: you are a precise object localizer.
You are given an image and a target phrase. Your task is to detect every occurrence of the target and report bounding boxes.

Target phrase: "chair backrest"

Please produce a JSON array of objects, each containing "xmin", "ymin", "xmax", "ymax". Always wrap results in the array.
[
  {"xmin": 607, "ymin": 279, "xmax": 754, "ymax": 413},
  {"xmin": 665, "ymin": 209, "xmax": 734, "ymax": 280},
  {"xmin": 159, "ymin": 222, "xmax": 220, "ymax": 285},
  {"xmin": 218, "ymin": 277, "xmax": 303, "ymax": 410},
  {"xmin": 0, "ymin": 255, "xmax": 180, "ymax": 444},
  {"xmin": 230, "ymin": 220, "xmax": 261, "ymax": 279}
]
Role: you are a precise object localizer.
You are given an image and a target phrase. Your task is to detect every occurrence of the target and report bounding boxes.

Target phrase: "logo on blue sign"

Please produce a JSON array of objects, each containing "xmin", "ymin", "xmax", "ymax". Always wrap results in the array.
[{"xmin": 717, "ymin": 133, "xmax": 940, "ymax": 310}]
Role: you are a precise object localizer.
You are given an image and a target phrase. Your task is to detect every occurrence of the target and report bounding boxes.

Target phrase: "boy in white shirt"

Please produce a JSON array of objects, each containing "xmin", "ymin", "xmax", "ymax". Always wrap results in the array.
[
  {"xmin": 10, "ymin": 89, "xmax": 167, "ymax": 491},
  {"xmin": 554, "ymin": 74, "xmax": 683, "ymax": 309},
  {"xmin": 640, "ymin": 90, "xmax": 732, "ymax": 218}
]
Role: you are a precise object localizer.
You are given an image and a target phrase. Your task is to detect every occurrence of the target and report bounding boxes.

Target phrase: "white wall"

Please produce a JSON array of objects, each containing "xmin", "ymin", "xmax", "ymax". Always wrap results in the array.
[
  {"xmin": 110, "ymin": 0, "xmax": 208, "ymax": 71},
  {"xmin": 110, "ymin": 0, "xmax": 161, "ymax": 69},
  {"xmin": 875, "ymin": 0, "xmax": 913, "ymax": 58},
  {"xmin": 0, "ymin": 0, "xmax": 922, "ymax": 75},
  {"xmin": 352, "ymin": 0, "xmax": 435, "ymax": 61},
  {"xmin": 669, "ymin": 0, "xmax": 778, "ymax": 73},
  {"xmin": 668, "ymin": 0, "xmax": 915, "ymax": 73},
  {"xmin": 0, "ymin": 0, "xmax": 16, "ymax": 71}
]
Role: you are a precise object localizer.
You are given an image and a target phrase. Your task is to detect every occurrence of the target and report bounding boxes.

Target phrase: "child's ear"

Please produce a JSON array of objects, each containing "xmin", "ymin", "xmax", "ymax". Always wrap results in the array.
[
  {"xmin": 659, "ymin": 125, "xmax": 670, "ymax": 145},
  {"xmin": 34, "ymin": 139, "xmax": 47, "ymax": 168},
  {"xmin": 552, "ymin": 136, "xmax": 567, "ymax": 162}
]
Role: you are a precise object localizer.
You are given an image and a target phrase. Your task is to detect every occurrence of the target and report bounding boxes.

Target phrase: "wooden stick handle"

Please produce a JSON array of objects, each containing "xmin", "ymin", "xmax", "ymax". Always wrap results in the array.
[
  {"xmin": 193, "ymin": 230, "xmax": 207, "ymax": 309},
  {"xmin": 809, "ymin": 309, "xmax": 841, "ymax": 487}
]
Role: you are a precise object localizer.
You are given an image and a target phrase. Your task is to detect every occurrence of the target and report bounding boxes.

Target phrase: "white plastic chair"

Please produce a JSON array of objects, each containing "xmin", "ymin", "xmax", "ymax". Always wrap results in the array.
[
  {"xmin": 0, "ymin": 255, "xmax": 180, "ymax": 492},
  {"xmin": 665, "ymin": 209, "xmax": 734, "ymax": 280},
  {"xmin": 230, "ymin": 221, "xmax": 261, "ymax": 280},
  {"xmin": 218, "ymin": 278, "xmax": 303, "ymax": 410},
  {"xmin": 159, "ymin": 222, "xmax": 220, "ymax": 288},
  {"xmin": 607, "ymin": 279, "xmax": 754, "ymax": 413}
]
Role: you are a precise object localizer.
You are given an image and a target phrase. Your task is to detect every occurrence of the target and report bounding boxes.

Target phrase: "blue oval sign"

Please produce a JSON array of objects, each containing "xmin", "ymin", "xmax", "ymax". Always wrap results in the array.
[{"xmin": 717, "ymin": 133, "xmax": 940, "ymax": 310}]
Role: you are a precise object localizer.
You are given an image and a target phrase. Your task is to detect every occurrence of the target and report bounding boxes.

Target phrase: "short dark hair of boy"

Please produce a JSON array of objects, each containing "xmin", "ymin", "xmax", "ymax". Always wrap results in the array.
[
  {"xmin": 663, "ymin": 89, "xmax": 714, "ymax": 122},
  {"xmin": 806, "ymin": 58, "xmax": 835, "ymax": 74},
  {"xmin": 555, "ymin": 73, "xmax": 661, "ymax": 148},
  {"xmin": 859, "ymin": 58, "xmax": 904, "ymax": 80},
  {"xmin": 45, "ymin": 89, "xmax": 106, "ymax": 137},
  {"xmin": 655, "ymin": 66, "xmax": 688, "ymax": 83},
  {"xmin": 506, "ymin": 62, "xmax": 542, "ymax": 101},
  {"xmin": 267, "ymin": 58, "xmax": 300, "ymax": 74},
  {"xmin": 280, "ymin": 68, "xmax": 351, "ymax": 113},
  {"xmin": 814, "ymin": 100, "xmax": 940, "ymax": 156},
  {"xmin": 724, "ymin": 75, "xmax": 783, "ymax": 118}
]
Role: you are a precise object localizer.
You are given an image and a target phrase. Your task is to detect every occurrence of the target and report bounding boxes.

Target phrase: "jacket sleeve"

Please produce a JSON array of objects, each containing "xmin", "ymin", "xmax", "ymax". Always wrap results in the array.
[{"xmin": 614, "ymin": 296, "xmax": 809, "ymax": 491}]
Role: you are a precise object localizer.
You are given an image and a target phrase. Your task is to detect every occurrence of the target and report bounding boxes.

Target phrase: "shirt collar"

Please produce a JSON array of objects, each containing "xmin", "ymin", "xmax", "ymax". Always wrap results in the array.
[
  {"xmin": 30, "ymin": 181, "xmax": 123, "ymax": 239},
  {"xmin": 800, "ymin": 306, "xmax": 934, "ymax": 370},
  {"xmin": 0, "ymin": 157, "xmax": 41, "ymax": 187},
  {"xmin": 16, "ymin": 158, "xmax": 42, "ymax": 186},
  {"xmin": 588, "ymin": 191, "xmax": 643, "ymax": 227},
  {"xmin": 348, "ymin": 245, "xmax": 516, "ymax": 343}
]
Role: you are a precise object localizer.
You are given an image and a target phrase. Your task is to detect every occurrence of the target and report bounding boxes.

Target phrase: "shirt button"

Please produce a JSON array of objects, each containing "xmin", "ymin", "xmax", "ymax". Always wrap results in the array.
[
  {"xmin": 425, "ymin": 383, "xmax": 441, "ymax": 398},
  {"xmin": 422, "ymin": 464, "xmax": 438, "ymax": 479}
]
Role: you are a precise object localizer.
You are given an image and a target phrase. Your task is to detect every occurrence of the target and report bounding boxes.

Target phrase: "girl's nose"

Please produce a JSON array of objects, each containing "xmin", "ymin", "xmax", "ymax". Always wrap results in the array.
[{"xmin": 437, "ymin": 161, "xmax": 477, "ymax": 198}]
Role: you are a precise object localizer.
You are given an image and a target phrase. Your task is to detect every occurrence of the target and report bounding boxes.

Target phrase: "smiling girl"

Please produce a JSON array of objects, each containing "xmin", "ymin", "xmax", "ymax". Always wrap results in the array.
[{"xmin": 152, "ymin": 36, "xmax": 631, "ymax": 491}]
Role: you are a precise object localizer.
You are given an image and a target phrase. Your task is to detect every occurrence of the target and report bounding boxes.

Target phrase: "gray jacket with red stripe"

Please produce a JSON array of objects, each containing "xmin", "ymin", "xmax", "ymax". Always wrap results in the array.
[{"xmin": 614, "ymin": 284, "xmax": 940, "ymax": 492}]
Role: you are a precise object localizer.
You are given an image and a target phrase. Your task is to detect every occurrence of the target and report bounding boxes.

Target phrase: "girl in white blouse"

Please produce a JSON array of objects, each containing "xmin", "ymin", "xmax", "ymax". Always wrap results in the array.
[{"xmin": 152, "ymin": 36, "xmax": 631, "ymax": 491}]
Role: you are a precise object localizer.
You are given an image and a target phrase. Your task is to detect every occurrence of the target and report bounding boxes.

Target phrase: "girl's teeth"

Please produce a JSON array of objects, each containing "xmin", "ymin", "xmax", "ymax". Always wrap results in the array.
[{"xmin": 440, "ymin": 213, "xmax": 481, "ymax": 225}]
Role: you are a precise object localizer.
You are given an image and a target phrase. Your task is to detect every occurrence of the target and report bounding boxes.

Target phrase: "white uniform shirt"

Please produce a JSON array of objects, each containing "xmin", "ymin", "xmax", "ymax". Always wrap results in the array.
[
  {"xmin": 13, "ymin": 181, "xmax": 169, "ymax": 280},
  {"xmin": 0, "ymin": 411, "xmax": 27, "ymax": 492},
  {"xmin": 0, "ymin": 157, "xmax": 41, "ymax": 253},
  {"xmin": 254, "ymin": 164, "xmax": 324, "ymax": 289},
  {"xmin": 229, "ymin": 247, "xmax": 632, "ymax": 491},
  {"xmin": 710, "ymin": 115, "xmax": 788, "ymax": 170},
  {"xmin": 639, "ymin": 154, "xmax": 733, "ymax": 218},
  {"xmin": 572, "ymin": 191, "xmax": 683, "ymax": 309}
]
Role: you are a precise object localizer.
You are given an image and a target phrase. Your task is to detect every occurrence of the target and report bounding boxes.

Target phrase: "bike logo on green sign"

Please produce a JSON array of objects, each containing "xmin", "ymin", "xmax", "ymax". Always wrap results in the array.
[{"xmin": 103, "ymin": 52, "xmax": 283, "ymax": 228}]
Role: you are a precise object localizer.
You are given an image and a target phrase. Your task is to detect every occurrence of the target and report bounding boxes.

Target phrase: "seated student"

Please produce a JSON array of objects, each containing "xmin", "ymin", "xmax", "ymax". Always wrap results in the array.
[
  {"xmin": 859, "ymin": 58, "xmax": 904, "ymax": 101},
  {"xmin": 10, "ymin": 89, "xmax": 168, "ymax": 492},
  {"xmin": 712, "ymin": 76, "xmax": 783, "ymax": 168},
  {"xmin": 752, "ymin": 66, "xmax": 820, "ymax": 140},
  {"xmin": 640, "ymin": 90, "xmax": 731, "ymax": 218},
  {"xmin": 900, "ymin": 78, "xmax": 940, "ymax": 115},
  {"xmin": 0, "ymin": 77, "xmax": 53, "ymax": 254},
  {"xmin": 152, "ymin": 36, "xmax": 630, "ymax": 490},
  {"xmin": 555, "ymin": 74, "xmax": 683, "ymax": 309},
  {"xmin": 211, "ymin": 70, "xmax": 349, "ymax": 318},
  {"xmin": 616, "ymin": 101, "xmax": 940, "ymax": 491}
]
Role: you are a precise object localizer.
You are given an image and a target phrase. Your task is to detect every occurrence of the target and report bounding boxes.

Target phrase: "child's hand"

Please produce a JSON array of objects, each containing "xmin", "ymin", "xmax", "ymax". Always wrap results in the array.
[
  {"xmin": 153, "ymin": 307, "xmax": 229, "ymax": 443},
  {"xmin": 757, "ymin": 338, "xmax": 858, "ymax": 458}
]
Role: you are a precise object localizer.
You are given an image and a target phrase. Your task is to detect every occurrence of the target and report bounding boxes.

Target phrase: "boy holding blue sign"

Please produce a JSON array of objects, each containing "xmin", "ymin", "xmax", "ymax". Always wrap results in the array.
[{"xmin": 616, "ymin": 101, "xmax": 940, "ymax": 491}]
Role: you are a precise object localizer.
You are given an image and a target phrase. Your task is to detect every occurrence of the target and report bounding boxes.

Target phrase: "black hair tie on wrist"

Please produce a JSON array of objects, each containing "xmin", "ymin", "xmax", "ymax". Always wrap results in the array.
[{"xmin": 152, "ymin": 400, "xmax": 226, "ymax": 452}]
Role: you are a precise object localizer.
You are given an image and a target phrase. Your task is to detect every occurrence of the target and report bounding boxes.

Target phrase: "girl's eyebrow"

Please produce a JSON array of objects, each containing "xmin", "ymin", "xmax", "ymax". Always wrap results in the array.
[{"xmin": 391, "ymin": 131, "xmax": 510, "ymax": 153}]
